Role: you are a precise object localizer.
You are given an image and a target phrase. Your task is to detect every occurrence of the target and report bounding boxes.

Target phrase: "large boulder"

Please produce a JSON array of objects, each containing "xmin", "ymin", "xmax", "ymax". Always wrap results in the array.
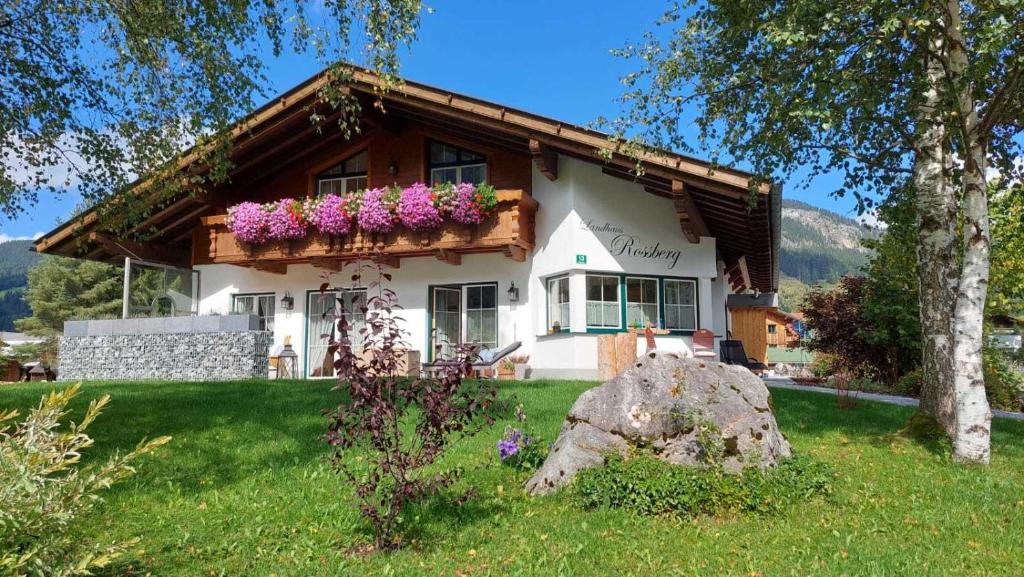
[{"xmin": 525, "ymin": 351, "xmax": 792, "ymax": 496}]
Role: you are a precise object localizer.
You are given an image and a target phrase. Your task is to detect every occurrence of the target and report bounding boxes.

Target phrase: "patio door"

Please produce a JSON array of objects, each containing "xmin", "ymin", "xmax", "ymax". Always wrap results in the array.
[
  {"xmin": 432, "ymin": 287, "xmax": 462, "ymax": 360},
  {"xmin": 307, "ymin": 290, "xmax": 338, "ymax": 378}
]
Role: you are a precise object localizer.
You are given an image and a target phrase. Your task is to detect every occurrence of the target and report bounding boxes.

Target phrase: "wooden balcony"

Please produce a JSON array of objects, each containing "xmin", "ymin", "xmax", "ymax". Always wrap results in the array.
[{"xmin": 192, "ymin": 189, "xmax": 538, "ymax": 270}]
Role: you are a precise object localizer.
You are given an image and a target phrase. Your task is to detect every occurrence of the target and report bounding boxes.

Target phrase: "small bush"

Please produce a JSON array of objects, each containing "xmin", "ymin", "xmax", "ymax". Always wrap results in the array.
[
  {"xmin": 572, "ymin": 453, "xmax": 833, "ymax": 519},
  {"xmin": 1, "ymin": 383, "xmax": 170, "ymax": 576},
  {"xmin": 325, "ymin": 262, "xmax": 497, "ymax": 551},
  {"xmin": 983, "ymin": 346, "xmax": 1024, "ymax": 411}
]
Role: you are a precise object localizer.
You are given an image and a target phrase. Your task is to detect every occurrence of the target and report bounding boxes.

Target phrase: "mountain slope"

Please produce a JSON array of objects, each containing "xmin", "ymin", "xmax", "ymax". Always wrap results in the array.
[
  {"xmin": 780, "ymin": 199, "xmax": 875, "ymax": 286},
  {"xmin": 0, "ymin": 240, "xmax": 41, "ymax": 331}
]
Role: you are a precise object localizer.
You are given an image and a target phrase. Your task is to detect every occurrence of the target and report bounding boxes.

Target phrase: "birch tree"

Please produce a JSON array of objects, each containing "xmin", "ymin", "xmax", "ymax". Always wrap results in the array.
[
  {"xmin": 613, "ymin": 0, "xmax": 1023, "ymax": 462},
  {"xmin": 1, "ymin": 0, "xmax": 422, "ymax": 229}
]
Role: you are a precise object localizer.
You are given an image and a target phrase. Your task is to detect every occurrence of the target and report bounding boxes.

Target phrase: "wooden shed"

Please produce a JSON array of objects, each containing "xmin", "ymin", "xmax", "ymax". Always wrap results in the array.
[{"xmin": 726, "ymin": 293, "xmax": 790, "ymax": 365}]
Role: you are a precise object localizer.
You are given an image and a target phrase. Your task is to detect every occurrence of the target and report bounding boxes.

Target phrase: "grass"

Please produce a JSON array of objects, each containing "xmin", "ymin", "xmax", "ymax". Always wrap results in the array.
[{"xmin": 2, "ymin": 378, "xmax": 1023, "ymax": 576}]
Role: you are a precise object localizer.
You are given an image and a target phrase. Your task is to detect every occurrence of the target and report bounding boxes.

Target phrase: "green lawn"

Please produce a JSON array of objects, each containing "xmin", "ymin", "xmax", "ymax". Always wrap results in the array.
[{"xmin": 2, "ymin": 378, "xmax": 1022, "ymax": 576}]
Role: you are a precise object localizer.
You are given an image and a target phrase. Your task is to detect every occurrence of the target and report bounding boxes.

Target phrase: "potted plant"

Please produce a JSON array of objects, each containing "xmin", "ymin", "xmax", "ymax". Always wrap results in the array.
[
  {"xmin": 550, "ymin": 321, "xmax": 561, "ymax": 334},
  {"xmin": 509, "ymin": 354, "xmax": 530, "ymax": 380},
  {"xmin": 498, "ymin": 358, "xmax": 515, "ymax": 380}
]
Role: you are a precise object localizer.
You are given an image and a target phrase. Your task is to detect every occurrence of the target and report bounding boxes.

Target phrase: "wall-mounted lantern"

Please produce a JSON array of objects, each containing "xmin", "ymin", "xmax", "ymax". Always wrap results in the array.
[
  {"xmin": 388, "ymin": 161, "xmax": 398, "ymax": 177},
  {"xmin": 507, "ymin": 281, "xmax": 519, "ymax": 303},
  {"xmin": 281, "ymin": 291, "xmax": 295, "ymax": 311}
]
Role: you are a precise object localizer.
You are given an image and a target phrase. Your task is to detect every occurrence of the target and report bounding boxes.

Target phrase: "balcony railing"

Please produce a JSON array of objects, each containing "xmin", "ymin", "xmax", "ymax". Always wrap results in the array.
[{"xmin": 192, "ymin": 189, "xmax": 538, "ymax": 268}]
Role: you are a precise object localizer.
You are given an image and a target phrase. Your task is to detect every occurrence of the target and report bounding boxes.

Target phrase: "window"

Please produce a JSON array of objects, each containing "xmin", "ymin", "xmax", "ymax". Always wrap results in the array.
[
  {"xmin": 317, "ymin": 150, "xmax": 368, "ymax": 194},
  {"xmin": 768, "ymin": 324, "xmax": 777, "ymax": 334},
  {"xmin": 232, "ymin": 293, "xmax": 275, "ymax": 332},
  {"xmin": 626, "ymin": 277, "xmax": 659, "ymax": 329},
  {"xmin": 306, "ymin": 288, "xmax": 367, "ymax": 378},
  {"xmin": 664, "ymin": 279, "xmax": 697, "ymax": 331},
  {"xmin": 586, "ymin": 275, "xmax": 621, "ymax": 328},
  {"xmin": 547, "ymin": 276, "xmax": 570, "ymax": 331},
  {"xmin": 465, "ymin": 284, "xmax": 497, "ymax": 350},
  {"xmin": 428, "ymin": 141, "xmax": 487, "ymax": 185}
]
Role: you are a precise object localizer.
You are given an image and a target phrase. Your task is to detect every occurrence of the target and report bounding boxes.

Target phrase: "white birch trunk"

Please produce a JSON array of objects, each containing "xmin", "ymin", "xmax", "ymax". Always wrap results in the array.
[
  {"xmin": 946, "ymin": 0, "xmax": 992, "ymax": 463},
  {"xmin": 913, "ymin": 31, "xmax": 958, "ymax": 431}
]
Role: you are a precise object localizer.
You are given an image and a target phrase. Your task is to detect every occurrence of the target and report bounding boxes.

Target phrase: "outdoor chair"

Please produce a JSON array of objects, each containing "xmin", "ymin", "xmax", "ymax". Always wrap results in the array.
[
  {"xmin": 719, "ymin": 339, "xmax": 768, "ymax": 374},
  {"xmin": 691, "ymin": 329, "xmax": 717, "ymax": 359},
  {"xmin": 421, "ymin": 341, "xmax": 522, "ymax": 377}
]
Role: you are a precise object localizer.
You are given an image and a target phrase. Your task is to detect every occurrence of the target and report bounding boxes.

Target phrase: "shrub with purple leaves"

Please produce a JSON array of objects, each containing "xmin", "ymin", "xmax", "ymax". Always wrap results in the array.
[
  {"xmin": 225, "ymin": 201, "xmax": 270, "ymax": 244},
  {"xmin": 357, "ymin": 187, "xmax": 396, "ymax": 234},
  {"xmin": 398, "ymin": 182, "xmax": 444, "ymax": 232},
  {"xmin": 309, "ymin": 194, "xmax": 353, "ymax": 237},
  {"xmin": 266, "ymin": 198, "xmax": 308, "ymax": 240}
]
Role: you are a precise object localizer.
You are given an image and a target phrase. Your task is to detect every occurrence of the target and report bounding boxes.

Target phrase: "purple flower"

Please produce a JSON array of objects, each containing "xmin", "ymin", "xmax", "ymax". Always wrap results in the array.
[
  {"xmin": 309, "ymin": 194, "xmax": 353, "ymax": 237},
  {"xmin": 357, "ymin": 187, "xmax": 396, "ymax": 234},
  {"xmin": 226, "ymin": 201, "xmax": 270, "ymax": 244},
  {"xmin": 450, "ymin": 183, "xmax": 485, "ymax": 225},
  {"xmin": 398, "ymin": 182, "xmax": 444, "ymax": 232},
  {"xmin": 497, "ymin": 439, "xmax": 519, "ymax": 461},
  {"xmin": 266, "ymin": 198, "xmax": 308, "ymax": 240}
]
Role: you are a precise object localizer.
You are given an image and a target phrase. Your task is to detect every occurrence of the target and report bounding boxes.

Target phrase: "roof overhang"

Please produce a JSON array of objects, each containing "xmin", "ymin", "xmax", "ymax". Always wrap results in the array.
[{"xmin": 34, "ymin": 65, "xmax": 780, "ymax": 291}]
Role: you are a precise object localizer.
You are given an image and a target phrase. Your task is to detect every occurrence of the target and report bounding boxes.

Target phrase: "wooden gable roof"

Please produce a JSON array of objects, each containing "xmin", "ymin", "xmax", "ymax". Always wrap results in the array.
[{"xmin": 34, "ymin": 65, "xmax": 780, "ymax": 291}]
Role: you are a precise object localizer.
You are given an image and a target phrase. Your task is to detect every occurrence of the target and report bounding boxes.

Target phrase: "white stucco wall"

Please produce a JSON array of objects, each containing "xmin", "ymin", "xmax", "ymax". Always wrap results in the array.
[{"xmin": 196, "ymin": 156, "xmax": 733, "ymax": 379}]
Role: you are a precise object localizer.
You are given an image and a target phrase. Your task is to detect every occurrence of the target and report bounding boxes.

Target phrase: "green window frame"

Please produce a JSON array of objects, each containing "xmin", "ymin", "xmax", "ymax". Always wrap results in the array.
[
  {"xmin": 663, "ymin": 279, "xmax": 697, "ymax": 331},
  {"xmin": 546, "ymin": 275, "xmax": 571, "ymax": 332},
  {"xmin": 625, "ymin": 276, "xmax": 660, "ymax": 329},
  {"xmin": 585, "ymin": 274, "xmax": 622, "ymax": 329}
]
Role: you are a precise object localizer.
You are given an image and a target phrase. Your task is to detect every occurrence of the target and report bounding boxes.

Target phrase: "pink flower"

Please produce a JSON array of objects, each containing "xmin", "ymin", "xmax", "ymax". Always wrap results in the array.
[
  {"xmin": 450, "ymin": 182, "xmax": 485, "ymax": 225},
  {"xmin": 398, "ymin": 183, "xmax": 444, "ymax": 232},
  {"xmin": 309, "ymin": 194, "xmax": 353, "ymax": 237},
  {"xmin": 266, "ymin": 198, "xmax": 308, "ymax": 240},
  {"xmin": 226, "ymin": 202, "xmax": 270, "ymax": 244},
  {"xmin": 357, "ymin": 187, "xmax": 396, "ymax": 234}
]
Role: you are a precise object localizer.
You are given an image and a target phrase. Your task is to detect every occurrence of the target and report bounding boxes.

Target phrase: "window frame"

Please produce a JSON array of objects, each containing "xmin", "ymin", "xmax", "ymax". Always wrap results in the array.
[
  {"xmin": 231, "ymin": 292, "xmax": 275, "ymax": 333},
  {"xmin": 302, "ymin": 286, "xmax": 368, "ymax": 379},
  {"xmin": 464, "ymin": 283, "xmax": 498, "ymax": 351},
  {"xmin": 662, "ymin": 278, "xmax": 698, "ymax": 332},
  {"xmin": 585, "ymin": 274, "xmax": 623, "ymax": 330},
  {"xmin": 316, "ymin": 149, "xmax": 368, "ymax": 195},
  {"xmin": 425, "ymin": 281, "xmax": 500, "ymax": 362},
  {"xmin": 624, "ymin": 276, "xmax": 660, "ymax": 330},
  {"xmin": 427, "ymin": 140, "xmax": 488, "ymax": 186},
  {"xmin": 546, "ymin": 275, "xmax": 571, "ymax": 333}
]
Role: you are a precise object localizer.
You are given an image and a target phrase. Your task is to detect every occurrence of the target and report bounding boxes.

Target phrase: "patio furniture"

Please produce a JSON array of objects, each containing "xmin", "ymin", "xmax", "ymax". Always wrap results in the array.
[
  {"xmin": 692, "ymin": 329, "xmax": 717, "ymax": 359},
  {"xmin": 422, "ymin": 341, "xmax": 522, "ymax": 377},
  {"xmin": 719, "ymin": 339, "xmax": 768, "ymax": 373}
]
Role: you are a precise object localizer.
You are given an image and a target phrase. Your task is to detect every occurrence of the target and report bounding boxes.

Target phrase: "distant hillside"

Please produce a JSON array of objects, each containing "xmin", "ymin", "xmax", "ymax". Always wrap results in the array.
[
  {"xmin": 780, "ymin": 199, "xmax": 875, "ymax": 286},
  {"xmin": 0, "ymin": 240, "xmax": 41, "ymax": 331}
]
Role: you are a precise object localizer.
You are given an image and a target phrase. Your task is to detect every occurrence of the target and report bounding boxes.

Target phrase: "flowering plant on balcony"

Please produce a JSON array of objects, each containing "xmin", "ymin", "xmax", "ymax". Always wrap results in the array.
[
  {"xmin": 397, "ymin": 182, "xmax": 444, "ymax": 232},
  {"xmin": 225, "ymin": 201, "xmax": 270, "ymax": 244},
  {"xmin": 224, "ymin": 182, "xmax": 503, "ymax": 244},
  {"xmin": 307, "ymin": 194, "xmax": 353, "ymax": 237},
  {"xmin": 267, "ymin": 198, "xmax": 308, "ymax": 240},
  {"xmin": 357, "ymin": 187, "xmax": 397, "ymax": 234},
  {"xmin": 450, "ymin": 182, "xmax": 497, "ymax": 225}
]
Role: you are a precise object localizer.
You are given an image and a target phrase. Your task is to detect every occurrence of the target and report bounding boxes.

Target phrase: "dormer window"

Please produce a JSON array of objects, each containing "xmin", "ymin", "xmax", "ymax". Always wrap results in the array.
[
  {"xmin": 317, "ymin": 150, "xmax": 368, "ymax": 194},
  {"xmin": 429, "ymin": 141, "xmax": 487, "ymax": 185}
]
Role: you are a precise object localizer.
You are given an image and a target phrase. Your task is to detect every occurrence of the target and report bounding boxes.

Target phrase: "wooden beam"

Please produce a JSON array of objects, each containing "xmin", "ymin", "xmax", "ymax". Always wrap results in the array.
[
  {"xmin": 87, "ymin": 232, "xmax": 188, "ymax": 267},
  {"xmin": 129, "ymin": 194, "xmax": 204, "ymax": 235},
  {"xmin": 373, "ymin": 254, "xmax": 401, "ymax": 269},
  {"xmin": 359, "ymin": 96, "xmax": 403, "ymax": 136},
  {"xmin": 671, "ymin": 180, "xmax": 710, "ymax": 243},
  {"xmin": 150, "ymin": 204, "xmax": 210, "ymax": 239},
  {"xmin": 503, "ymin": 244, "xmax": 527, "ymax": 262},
  {"xmin": 253, "ymin": 262, "xmax": 288, "ymax": 275},
  {"xmin": 435, "ymin": 249, "xmax": 461, "ymax": 266},
  {"xmin": 529, "ymin": 139, "xmax": 558, "ymax": 181},
  {"xmin": 310, "ymin": 257, "xmax": 345, "ymax": 272}
]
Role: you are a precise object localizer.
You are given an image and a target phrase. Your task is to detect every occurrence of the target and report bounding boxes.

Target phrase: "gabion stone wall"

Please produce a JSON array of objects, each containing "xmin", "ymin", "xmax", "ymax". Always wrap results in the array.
[{"xmin": 58, "ymin": 331, "xmax": 272, "ymax": 382}]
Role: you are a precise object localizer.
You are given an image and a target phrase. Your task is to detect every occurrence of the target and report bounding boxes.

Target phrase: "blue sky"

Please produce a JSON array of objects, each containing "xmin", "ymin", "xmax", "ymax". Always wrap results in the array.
[{"xmin": 0, "ymin": 0, "xmax": 854, "ymax": 241}]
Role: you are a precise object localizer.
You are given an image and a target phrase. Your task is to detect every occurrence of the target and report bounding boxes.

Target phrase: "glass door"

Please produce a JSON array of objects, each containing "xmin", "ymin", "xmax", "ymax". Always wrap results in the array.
[
  {"xmin": 307, "ymin": 290, "xmax": 338, "ymax": 378},
  {"xmin": 432, "ymin": 287, "xmax": 462, "ymax": 360}
]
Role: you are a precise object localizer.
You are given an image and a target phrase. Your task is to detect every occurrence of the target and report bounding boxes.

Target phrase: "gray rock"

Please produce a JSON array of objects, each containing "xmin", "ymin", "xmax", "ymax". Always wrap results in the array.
[{"xmin": 525, "ymin": 351, "xmax": 792, "ymax": 496}]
